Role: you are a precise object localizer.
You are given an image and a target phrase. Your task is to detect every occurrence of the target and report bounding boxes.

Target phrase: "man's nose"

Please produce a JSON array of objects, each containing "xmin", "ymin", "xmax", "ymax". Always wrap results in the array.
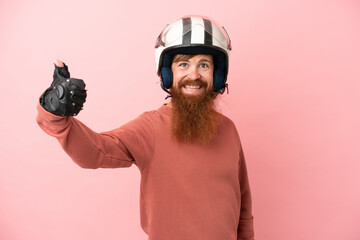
[{"xmin": 187, "ymin": 67, "xmax": 201, "ymax": 80}]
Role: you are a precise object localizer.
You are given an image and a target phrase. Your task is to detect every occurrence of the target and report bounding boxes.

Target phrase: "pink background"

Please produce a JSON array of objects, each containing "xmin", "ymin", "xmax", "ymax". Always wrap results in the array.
[{"xmin": 1, "ymin": 0, "xmax": 359, "ymax": 239}]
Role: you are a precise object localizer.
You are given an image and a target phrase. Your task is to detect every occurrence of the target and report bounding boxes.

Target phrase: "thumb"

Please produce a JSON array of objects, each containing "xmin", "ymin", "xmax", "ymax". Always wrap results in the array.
[
  {"xmin": 54, "ymin": 59, "xmax": 64, "ymax": 67},
  {"xmin": 53, "ymin": 59, "xmax": 70, "ymax": 80}
]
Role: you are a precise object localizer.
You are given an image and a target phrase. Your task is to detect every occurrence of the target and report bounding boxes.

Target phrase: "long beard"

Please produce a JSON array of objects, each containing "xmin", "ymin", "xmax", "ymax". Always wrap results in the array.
[{"xmin": 170, "ymin": 79, "xmax": 218, "ymax": 144}]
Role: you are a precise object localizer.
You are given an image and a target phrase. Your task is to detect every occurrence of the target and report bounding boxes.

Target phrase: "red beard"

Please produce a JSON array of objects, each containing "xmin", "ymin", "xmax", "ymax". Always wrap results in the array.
[{"xmin": 170, "ymin": 79, "xmax": 218, "ymax": 144}]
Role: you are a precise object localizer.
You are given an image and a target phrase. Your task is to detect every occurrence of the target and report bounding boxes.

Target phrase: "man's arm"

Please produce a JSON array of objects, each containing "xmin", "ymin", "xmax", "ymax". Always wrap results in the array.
[
  {"xmin": 237, "ymin": 147, "xmax": 255, "ymax": 240},
  {"xmin": 36, "ymin": 60, "xmax": 154, "ymax": 171},
  {"xmin": 36, "ymin": 104, "xmax": 136, "ymax": 169}
]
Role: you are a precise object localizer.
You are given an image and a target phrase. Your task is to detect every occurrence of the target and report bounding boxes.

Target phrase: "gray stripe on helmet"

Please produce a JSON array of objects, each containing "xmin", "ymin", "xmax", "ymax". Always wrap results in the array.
[
  {"xmin": 203, "ymin": 18, "xmax": 213, "ymax": 46},
  {"xmin": 182, "ymin": 17, "xmax": 192, "ymax": 45}
]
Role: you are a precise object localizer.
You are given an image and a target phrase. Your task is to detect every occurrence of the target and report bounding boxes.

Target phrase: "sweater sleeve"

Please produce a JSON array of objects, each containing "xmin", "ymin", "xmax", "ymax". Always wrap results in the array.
[
  {"xmin": 36, "ymin": 103, "xmax": 154, "ymax": 171},
  {"xmin": 237, "ymin": 146, "xmax": 255, "ymax": 240}
]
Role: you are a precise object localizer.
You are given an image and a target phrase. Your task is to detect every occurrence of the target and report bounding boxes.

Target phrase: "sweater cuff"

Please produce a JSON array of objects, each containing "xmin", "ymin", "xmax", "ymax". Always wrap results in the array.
[
  {"xmin": 238, "ymin": 217, "xmax": 254, "ymax": 240},
  {"xmin": 36, "ymin": 102, "xmax": 70, "ymax": 134}
]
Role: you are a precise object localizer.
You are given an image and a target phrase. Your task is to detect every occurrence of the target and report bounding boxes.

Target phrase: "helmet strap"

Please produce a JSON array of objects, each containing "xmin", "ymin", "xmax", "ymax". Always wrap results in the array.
[{"xmin": 220, "ymin": 83, "xmax": 229, "ymax": 95}]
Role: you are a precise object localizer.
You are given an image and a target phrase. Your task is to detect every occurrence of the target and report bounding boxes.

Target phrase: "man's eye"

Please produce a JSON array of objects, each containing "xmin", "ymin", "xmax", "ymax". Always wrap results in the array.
[
  {"xmin": 179, "ymin": 63, "xmax": 188, "ymax": 68},
  {"xmin": 200, "ymin": 63, "xmax": 208, "ymax": 68}
]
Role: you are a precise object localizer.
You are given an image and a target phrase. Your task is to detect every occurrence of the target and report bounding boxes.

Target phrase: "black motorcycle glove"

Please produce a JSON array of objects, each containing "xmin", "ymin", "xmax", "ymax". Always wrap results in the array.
[{"xmin": 40, "ymin": 62, "xmax": 87, "ymax": 116}]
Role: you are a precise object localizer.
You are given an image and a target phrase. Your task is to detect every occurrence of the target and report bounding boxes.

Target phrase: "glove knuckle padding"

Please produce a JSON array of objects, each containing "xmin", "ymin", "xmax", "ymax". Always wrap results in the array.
[
  {"xmin": 70, "ymin": 78, "xmax": 86, "ymax": 89},
  {"xmin": 41, "ymin": 63, "xmax": 87, "ymax": 116}
]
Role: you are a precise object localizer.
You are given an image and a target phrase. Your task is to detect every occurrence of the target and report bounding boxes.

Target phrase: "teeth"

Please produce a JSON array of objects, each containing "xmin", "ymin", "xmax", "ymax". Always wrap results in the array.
[{"xmin": 184, "ymin": 85, "xmax": 200, "ymax": 90}]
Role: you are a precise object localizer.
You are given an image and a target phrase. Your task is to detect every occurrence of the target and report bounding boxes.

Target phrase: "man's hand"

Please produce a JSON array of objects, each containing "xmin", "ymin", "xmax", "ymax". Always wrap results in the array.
[{"xmin": 40, "ymin": 60, "xmax": 87, "ymax": 116}]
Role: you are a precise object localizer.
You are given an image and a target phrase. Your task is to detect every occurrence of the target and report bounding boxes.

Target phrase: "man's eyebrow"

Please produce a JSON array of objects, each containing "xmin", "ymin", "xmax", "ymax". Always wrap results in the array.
[{"xmin": 199, "ymin": 59, "xmax": 213, "ymax": 63}]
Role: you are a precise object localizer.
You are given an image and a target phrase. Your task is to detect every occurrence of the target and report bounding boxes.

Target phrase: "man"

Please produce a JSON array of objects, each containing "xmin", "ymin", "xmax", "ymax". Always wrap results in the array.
[{"xmin": 36, "ymin": 16, "xmax": 254, "ymax": 240}]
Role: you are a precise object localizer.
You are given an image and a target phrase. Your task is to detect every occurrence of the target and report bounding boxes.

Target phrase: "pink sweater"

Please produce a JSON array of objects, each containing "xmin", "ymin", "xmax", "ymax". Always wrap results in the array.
[{"xmin": 36, "ymin": 103, "xmax": 254, "ymax": 240}]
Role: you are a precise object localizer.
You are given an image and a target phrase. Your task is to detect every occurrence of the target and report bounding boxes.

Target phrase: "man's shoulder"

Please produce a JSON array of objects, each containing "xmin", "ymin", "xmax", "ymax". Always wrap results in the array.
[
  {"xmin": 215, "ymin": 111, "xmax": 236, "ymax": 125},
  {"xmin": 215, "ymin": 111, "xmax": 240, "ymax": 135},
  {"xmin": 127, "ymin": 104, "xmax": 170, "ymax": 128},
  {"xmin": 139, "ymin": 104, "xmax": 170, "ymax": 118}
]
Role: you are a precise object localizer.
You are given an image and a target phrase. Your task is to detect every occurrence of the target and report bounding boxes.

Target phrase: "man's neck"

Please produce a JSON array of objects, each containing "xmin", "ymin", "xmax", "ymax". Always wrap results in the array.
[{"xmin": 166, "ymin": 102, "xmax": 173, "ymax": 108}]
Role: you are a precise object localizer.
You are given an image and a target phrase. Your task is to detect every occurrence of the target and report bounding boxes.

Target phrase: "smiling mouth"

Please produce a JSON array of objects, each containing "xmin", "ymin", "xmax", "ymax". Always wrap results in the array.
[{"xmin": 184, "ymin": 85, "xmax": 201, "ymax": 91}]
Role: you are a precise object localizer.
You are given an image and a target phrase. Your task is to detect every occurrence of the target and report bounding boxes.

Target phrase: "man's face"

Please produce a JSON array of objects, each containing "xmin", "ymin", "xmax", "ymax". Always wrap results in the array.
[
  {"xmin": 169, "ymin": 54, "xmax": 217, "ymax": 144},
  {"xmin": 171, "ymin": 54, "xmax": 214, "ymax": 95}
]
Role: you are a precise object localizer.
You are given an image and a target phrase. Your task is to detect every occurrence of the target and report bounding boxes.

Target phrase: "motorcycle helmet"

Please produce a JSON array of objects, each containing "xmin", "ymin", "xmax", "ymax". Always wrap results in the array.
[{"xmin": 155, "ymin": 15, "xmax": 232, "ymax": 94}]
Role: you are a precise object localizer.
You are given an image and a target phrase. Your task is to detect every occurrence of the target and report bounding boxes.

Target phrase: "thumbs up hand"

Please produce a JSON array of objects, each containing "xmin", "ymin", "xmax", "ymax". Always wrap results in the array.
[{"xmin": 40, "ymin": 60, "xmax": 87, "ymax": 116}]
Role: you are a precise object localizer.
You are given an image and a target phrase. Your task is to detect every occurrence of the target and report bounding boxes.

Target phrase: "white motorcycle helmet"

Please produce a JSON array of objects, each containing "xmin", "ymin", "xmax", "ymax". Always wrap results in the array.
[{"xmin": 155, "ymin": 15, "xmax": 232, "ymax": 94}]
